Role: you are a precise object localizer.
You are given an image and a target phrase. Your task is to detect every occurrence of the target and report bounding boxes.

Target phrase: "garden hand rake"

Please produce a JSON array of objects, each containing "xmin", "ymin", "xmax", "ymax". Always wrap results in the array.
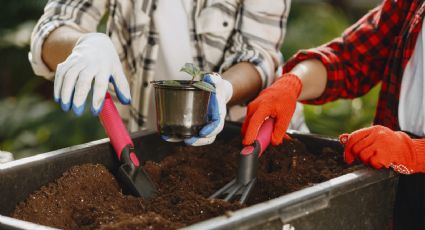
[{"xmin": 210, "ymin": 118, "xmax": 274, "ymax": 203}]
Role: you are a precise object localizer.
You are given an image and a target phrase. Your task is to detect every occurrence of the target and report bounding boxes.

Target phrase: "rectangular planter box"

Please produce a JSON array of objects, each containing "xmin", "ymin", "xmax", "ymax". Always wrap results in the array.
[{"xmin": 0, "ymin": 123, "xmax": 398, "ymax": 230}]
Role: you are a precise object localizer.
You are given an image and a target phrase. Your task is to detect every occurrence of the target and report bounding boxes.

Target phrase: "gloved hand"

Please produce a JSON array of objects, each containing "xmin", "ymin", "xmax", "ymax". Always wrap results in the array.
[
  {"xmin": 162, "ymin": 73, "xmax": 233, "ymax": 146},
  {"xmin": 54, "ymin": 33, "xmax": 131, "ymax": 116},
  {"xmin": 339, "ymin": 125, "xmax": 425, "ymax": 174},
  {"xmin": 242, "ymin": 73, "xmax": 302, "ymax": 146}
]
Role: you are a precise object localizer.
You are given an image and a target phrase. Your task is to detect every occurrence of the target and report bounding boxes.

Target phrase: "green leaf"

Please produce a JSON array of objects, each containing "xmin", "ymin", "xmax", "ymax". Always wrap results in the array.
[
  {"xmin": 193, "ymin": 81, "xmax": 216, "ymax": 93},
  {"xmin": 180, "ymin": 63, "xmax": 203, "ymax": 81},
  {"xmin": 162, "ymin": 80, "xmax": 182, "ymax": 86}
]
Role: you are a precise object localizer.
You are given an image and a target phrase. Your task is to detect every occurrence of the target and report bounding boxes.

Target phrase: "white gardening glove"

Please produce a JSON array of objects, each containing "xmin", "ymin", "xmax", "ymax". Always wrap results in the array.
[
  {"xmin": 162, "ymin": 73, "xmax": 233, "ymax": 146},
  {"xmin": 54, "ymin": 33, "xmax": 131, "ymax": 116}
]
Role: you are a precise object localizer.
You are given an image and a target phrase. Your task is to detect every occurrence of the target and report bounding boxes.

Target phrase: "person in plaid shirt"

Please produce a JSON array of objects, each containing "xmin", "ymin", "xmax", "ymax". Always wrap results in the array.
[
  {"xmin": 242, "ymin": 0, "xmax": 425, "ymax": 228},
  {"xmin": 30, "ymin": 0, "xmax": 308, "ymax": 146}
]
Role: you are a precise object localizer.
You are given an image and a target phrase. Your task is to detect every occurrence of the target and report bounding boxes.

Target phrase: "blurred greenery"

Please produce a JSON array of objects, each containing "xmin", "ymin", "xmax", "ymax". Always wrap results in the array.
[
  {"xmin": 0, "ymin": 0, "xmax": 381, "ymax": 159},
  {"xmin": 0, "ymin": 96, "xmax": 104, "ymax": 159},
  {"xmin": 282, "ymin": 2, "xmax": 350, "ymax": 58}
]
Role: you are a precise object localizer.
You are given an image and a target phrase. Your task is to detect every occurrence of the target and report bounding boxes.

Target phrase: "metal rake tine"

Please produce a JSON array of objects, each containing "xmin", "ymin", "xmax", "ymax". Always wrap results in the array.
[
  {"xmin": 209, "ymin": 179, "xmax": 236, "ymax": 199},
  {"xmin": 239, "ymin": 178, "xmax": 256, "ymax": 204},
  {"xmin": 224, "ymin": 184, "xmax": 242, "ymax": 201}
]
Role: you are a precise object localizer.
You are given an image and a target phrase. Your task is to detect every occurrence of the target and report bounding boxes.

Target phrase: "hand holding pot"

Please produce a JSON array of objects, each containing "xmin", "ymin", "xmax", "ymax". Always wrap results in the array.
[
  {"xmin": 162, "ymin": 73, "xmax": 233, "ymax": 146},
  {"xmin": 242, "ymin": 73, "xmax": 302, "ymax": 146},
  {"xmin": 339, "ymin": 125, "xmax": 425, "ymax": 174},
  {"xmin": 54, "ymin": 33, "xmax": 131, "ymax": 116}
]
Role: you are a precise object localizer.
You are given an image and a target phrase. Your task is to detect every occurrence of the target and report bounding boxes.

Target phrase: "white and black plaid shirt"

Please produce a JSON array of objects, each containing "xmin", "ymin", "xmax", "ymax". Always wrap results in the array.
[{"xmin": 30, "ymin": 0, "xmax": 290, "ymax": 131}]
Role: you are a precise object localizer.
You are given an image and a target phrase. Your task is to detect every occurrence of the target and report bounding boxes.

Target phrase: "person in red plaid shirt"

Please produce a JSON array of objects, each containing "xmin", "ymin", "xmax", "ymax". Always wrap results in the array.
[{"xmin": 242, "ymin": 0, "xmax": 425, "ymax": 228}]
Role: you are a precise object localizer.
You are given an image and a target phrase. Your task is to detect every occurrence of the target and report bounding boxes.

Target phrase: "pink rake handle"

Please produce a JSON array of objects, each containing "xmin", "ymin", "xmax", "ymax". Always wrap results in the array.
[
  {"xmin": 99, "ymin": 93, "xmax": 140, "ymax": 167},
  {"xmin": 241, "ymin": 118, "xmax": 274, "ymax": 157}
]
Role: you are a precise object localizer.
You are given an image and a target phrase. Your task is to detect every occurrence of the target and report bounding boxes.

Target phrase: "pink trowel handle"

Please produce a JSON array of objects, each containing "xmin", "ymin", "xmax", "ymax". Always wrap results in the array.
[
  {"xmin": 241, "ymin": 118, "xmax": 274, "ymax": 157},
  {"xmin": 99, "ymin": 93, "xmax": 140, "ymax": 167}
]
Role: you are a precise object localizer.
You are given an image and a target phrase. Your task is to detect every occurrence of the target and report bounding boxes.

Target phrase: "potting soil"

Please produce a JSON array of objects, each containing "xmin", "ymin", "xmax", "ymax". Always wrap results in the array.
[{"xmin": 12, "ymin": 137, "xmax": 358, "ymax": 229}]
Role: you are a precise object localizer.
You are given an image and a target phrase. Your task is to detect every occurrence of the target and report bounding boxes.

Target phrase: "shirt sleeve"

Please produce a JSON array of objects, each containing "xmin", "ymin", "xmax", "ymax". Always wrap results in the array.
[
  {"xmin": 219, "ymin": 0, "xmax": 290, "ymax": 88},
  {"xmin": 282, "ymin": 1, "xmax": 403, "ymax": 104},
  {"xmin": 29, "ymin": 0, "xmax": 108, "ymax": 80}
]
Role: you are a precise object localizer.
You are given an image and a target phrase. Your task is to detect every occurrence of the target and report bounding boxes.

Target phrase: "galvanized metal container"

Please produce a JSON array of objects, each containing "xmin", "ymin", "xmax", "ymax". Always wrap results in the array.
[
  {"xmin": 0, "ymin": 123, "xmax": 398, "ymax": 230},
  {"xmin": 151, "ymin": 80, "xmax": 211, "ymax": 138}
]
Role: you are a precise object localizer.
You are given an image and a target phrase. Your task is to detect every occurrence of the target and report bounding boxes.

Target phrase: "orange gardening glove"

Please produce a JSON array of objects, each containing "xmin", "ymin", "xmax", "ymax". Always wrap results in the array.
[
  {"xmin": 242, "ymin": 73, "xmax": 302, "ymax": 146},
  {"xmin": 339, "ymin": 125, "xmax": 425, "ymax": 174}
]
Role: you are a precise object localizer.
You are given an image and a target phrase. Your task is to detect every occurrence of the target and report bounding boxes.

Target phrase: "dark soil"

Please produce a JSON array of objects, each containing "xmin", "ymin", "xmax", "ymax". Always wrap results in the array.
[{"xmin": 12, "ymin": 137, "xmax": 358, "ymax": 229}]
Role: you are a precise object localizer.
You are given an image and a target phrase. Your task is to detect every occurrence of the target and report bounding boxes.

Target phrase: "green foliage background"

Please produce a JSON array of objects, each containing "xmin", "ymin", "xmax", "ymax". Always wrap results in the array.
[{"xmin": 0, "ymin": 0, "xmax": 381, "ymax": 159}]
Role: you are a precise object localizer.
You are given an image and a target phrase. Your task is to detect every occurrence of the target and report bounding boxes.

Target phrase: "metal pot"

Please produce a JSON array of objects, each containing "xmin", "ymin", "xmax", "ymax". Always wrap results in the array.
[{"xmin": 151, "ymin": 80, "xmax": 211, "ymax": 138}]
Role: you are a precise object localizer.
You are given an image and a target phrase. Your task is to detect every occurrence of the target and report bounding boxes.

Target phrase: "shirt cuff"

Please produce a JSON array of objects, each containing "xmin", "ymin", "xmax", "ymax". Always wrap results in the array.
[{"xmin": 219, "ymin": 51, "xmax": 277, "ymax": 89}]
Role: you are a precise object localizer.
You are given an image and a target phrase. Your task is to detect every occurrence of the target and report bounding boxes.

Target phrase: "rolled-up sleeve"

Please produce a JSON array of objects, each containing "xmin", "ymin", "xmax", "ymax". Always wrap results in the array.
[
  {"xmin": 282, "ymin": 1, "xmax": 402, "ymax": 104},
  {"xmin": 30, "ymin": 0, "xmax": 107, "ymax": 80},
  {"xmin": 220, "ymin": 0, "xmax": 290, "ymax": 88}
]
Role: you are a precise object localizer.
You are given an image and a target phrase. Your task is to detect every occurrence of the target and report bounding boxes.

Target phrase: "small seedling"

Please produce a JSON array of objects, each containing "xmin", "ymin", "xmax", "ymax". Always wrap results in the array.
[
  {"xmin": 162, "ymin": 63, "xmax": 216, "ymax": 93},
  {"xmin": 180, "ymin": 63, "xmax": 204, "ymax": 82}
]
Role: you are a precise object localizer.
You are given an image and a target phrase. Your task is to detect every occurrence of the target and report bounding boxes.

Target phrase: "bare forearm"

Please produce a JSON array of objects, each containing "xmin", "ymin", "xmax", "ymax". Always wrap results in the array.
[
  {"xmin": 222, "ymin": 62, "xmax": 262, "ymax": 105},
  {"xmin": 42, "ymin": 26, "xmax": 85, "ymax": 71},
  {"xmin": 289, "ymin": 59, "xmax": 327, "ymax": 101}
]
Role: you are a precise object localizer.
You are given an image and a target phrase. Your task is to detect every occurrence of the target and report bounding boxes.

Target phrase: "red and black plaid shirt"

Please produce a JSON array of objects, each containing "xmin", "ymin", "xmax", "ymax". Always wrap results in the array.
[{"xmin": 282, "ymin": 0, "xmax": 425, "ymax": 131}]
